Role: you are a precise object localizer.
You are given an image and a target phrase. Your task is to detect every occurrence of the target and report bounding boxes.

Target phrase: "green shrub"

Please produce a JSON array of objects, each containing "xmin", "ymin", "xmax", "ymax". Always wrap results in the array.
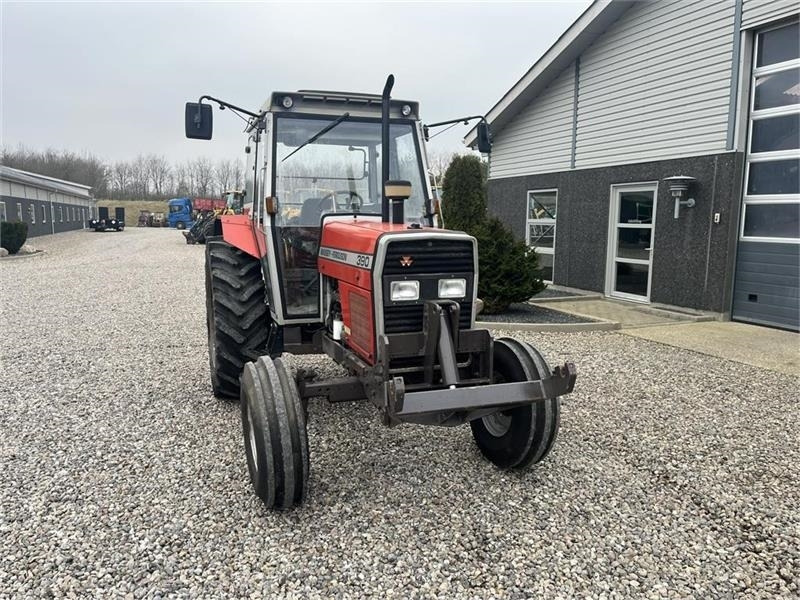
[
  {"xmin": 476, "ymin": 217, "xmax": 545, "ymax": 313},
  {"xmin": 1, "ymin": 221, "xmax": 28, "ymax": 255},
  {"xmin": 441, "ymin": 154, "xmax": 487, "ymax": 233},
  {"xmin": 441, "ymin": 155, "xmax": 545, "ymax": 313}
]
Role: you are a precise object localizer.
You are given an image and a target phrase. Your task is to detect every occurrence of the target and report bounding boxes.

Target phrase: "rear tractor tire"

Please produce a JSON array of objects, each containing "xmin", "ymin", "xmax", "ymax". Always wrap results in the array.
[
  {"xmin": 205, "ymin": 240, "xmax": 269, "ymax": 399},
  {"xmin": 470, "ymin": 338, "xmax": 561, "ymax": 470},
  {"xmin": 241, "ymin": 356, "xmax": 309, "ymax": 509}
]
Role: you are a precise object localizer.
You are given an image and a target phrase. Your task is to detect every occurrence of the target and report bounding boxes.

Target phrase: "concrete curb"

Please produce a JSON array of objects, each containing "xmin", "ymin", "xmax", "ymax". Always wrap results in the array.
[
  {"xmin": 532, "ymin": 295, "xmax": 719, "ymax": 323},
  {"xmin": 476, "ymin": 320, "xmax": 620, "ymax": 332},
  {"xmin": 531, "ymin": 294, "xmax": 604, "ymax": 303}
]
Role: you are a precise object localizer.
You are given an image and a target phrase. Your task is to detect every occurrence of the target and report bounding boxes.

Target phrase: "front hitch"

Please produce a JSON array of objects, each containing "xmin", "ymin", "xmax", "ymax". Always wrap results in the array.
[{"xmin": 388, "ymin": 362, "xmax": 576, "ymax": 418}]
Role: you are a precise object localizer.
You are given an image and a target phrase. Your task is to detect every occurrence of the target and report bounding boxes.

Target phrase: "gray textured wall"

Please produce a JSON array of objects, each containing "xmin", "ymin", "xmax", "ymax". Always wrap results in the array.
[
  {"xmin": 1, "ymin": 195, "xmax": 91, "ymax": 237},
  {"xmin": 486, "ymin": 152, "xmax": 744, "ymax": 312}
]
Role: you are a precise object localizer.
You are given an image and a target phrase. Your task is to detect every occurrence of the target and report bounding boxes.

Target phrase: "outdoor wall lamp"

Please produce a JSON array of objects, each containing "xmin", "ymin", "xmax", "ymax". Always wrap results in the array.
[{"xmin": 664, "ymin": 175, "xmax": 697, "ymax": 219}]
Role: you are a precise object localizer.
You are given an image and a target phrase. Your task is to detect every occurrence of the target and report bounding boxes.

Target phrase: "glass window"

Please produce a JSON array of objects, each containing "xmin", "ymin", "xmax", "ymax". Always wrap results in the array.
[
  {"xmin": 528, "ymin": 223, "xmax": 554, "ymax": 249},
  {"xmin": 751, "ymin": 114, "xmax": 800, "ymax": 153},
  {"xmin": 747, "ymin": 159, "xmax": 800, "ymax": 195},
  {"xmin": 528, "ymin": 190, "xmax": 557, "ymax": 220},
  {"xmin": 753, "ymin": 69, "xmax": 800, "ymax": 111},
  {"xmin": 29, "ymin": 204, "xmax": 36, "ymax": 224},
  {"xmin": 526, "ymin": 190, "xmax": 557, "ymax": 283},
  {"xmin": 618, "ymin": 191, "xmax": 653, "ymax": 224},
  {"xmin": 615, "ymin": 262, "xmax": 648, "ymax": 297},
  {"xmin": 743, "ymin": 203, "xmax": 800, "ymax": 238},
  {"xmin": 41, "ymin": 205, "xmax": 46, "ymax": 223},
  {"xmin": 757, "ymin": 22, "xmax": 800, "ymax": 67},
  {"xmin": 536, "ymin": 253, "xmax": 554, "ymax": 283},
  {"xmin": 0, "ymin": 202, "xmax": 6, "ymax": 222},
  {"xmin": 17, "ymin": 202, "xmax": 23, "ymax": 221},
  {"xmin": 59, "ymin": 206, "xmax": 63, "ymax": 222},
  {"xmin": 617, "ymin": 228, "xmax": 652, "ymax": 261}
]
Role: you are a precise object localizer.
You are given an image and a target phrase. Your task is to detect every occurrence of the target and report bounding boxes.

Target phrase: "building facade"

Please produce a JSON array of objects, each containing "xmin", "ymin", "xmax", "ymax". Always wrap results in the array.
[
  {"xmin": 467, "ymin": 0, "xmax": 799, "ymax": 331},
  {"xmin": 0, "ymin": 166, "xmax": 96, "ymax": 237}
]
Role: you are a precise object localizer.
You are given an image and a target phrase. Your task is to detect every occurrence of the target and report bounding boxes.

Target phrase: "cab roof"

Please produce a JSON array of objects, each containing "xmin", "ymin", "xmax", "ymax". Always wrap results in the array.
[{"xmin": 262, "ymin": 90, "xmax": 420, "ymax": 120}]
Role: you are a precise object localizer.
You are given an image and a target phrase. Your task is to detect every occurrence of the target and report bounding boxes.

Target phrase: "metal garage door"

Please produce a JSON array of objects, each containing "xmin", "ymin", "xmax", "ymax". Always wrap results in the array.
[{"xmin": 732, "ymin": 20, "xmax": 800, "ymax": 331}]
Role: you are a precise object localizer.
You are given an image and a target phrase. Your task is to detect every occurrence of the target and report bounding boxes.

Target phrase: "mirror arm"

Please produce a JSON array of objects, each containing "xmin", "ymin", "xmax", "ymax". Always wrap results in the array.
[
  {"xmin": 423, "ymin": 115, "xmax": 487, "ymax": 141},
  {"xmin": 196, "ymin": 95, "xmax": 263, "ymax": 120}
]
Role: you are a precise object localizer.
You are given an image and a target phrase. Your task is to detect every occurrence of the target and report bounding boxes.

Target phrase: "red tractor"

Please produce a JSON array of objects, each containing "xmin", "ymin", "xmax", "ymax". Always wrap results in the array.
[{"xmin": 185, "ymin": 76, "xmax": 576, "ymax": 509}]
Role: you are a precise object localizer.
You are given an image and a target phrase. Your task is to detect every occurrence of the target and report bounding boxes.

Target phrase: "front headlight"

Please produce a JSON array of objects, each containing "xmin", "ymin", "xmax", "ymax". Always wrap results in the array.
[
  {"xmin": 390, "ymin": 280, "xmax": 420, "ymax": 301},
  {"xmin": 438, "ymin": 278, "xmax": 467, "ymax": 298}
]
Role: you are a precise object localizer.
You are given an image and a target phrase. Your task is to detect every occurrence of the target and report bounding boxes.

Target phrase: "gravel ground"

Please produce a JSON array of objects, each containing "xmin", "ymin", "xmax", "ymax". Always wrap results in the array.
[
  {"xmin": 1, "ymin": 228, "xmax": 798, "ymax": 599},
  {"xmin": 477, "ymin": 302, "xmax": 594, "ymax": 324}
]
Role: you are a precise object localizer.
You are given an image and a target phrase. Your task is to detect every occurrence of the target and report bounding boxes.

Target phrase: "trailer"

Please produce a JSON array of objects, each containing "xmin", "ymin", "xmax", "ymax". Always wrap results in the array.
[
  {"xmin": 88, "ymin": 206, "xmax": 124, "ymax": 232},
  {"xmin": 185, "ymin": 76, "xmax": 576, "ymax": 509}
]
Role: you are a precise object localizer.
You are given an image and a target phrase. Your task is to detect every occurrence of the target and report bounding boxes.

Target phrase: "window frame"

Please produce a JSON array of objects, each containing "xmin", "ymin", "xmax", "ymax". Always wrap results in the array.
[
  {"xmin": 741, "ymin": 19, "xmax": 800, "ymax": 244},
  {"xmin": 525, "ymin": 188, "xmax": 558, "ymax": 284}
]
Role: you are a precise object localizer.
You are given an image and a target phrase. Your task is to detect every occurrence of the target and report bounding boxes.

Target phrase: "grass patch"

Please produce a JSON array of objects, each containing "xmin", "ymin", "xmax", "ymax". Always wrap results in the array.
[{"xmin": 96, "ymin": 199, "xmax": 169, "ymax": 225}]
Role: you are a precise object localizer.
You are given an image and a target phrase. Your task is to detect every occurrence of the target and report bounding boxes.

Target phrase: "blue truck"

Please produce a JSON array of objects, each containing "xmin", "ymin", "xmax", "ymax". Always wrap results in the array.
[{"xmin": 167, "ymin": 197, "xmax": 226, "ymax": 229}]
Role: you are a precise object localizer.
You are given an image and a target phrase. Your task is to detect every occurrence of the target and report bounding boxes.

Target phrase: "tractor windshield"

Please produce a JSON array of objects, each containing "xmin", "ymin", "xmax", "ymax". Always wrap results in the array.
[
  {"xmin": 273, "ymin": 115, "xmax": 429, "ymax": 318},
  {"xmin": 274, "ymin": 116, "xmax": 428, "ymax": 225}
]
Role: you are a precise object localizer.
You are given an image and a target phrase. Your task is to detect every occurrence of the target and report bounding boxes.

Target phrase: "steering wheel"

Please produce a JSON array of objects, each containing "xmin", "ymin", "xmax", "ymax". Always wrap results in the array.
[{"xmin": 324, "ymin": 190, "xmax": 364, "ymax": 212}]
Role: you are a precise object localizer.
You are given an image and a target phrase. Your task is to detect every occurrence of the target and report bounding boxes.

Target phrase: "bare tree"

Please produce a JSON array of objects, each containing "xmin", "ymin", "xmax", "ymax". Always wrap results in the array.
[
  {"xmin": 173, "ymin": 163, "xmax": 191, "ymax": 197},
  {"xmin": 426, "ymin": 149, "xmax": 458, "ymax": 189},
  {"xmin": 127, "ymin": 155, "xmax": 150, "ymax": 199},
  {"xmin": 232, "ymin": 160, "xmax": 244, "ymax": 190},
  {"xmin": 191, "ymin": 157, "xmax": 215, "ymax": 197},
  {"xmin": 146, "ymin": 154, "xmax": 171, "ymax": 197},
  {"xmin": 2, "ymin": 144, "xmax": 109, "ymax": 197},
  {"xmin": 215, "ymin": 159, "xmax": 234, "ymax": 194},
  {"xmin": 111, "ymin": 162, "xmax": 131, "ymax": 198}
]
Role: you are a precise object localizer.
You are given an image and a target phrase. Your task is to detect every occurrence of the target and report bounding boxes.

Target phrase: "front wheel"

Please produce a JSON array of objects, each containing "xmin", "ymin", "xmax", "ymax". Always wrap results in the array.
[
  {"xmin": 470, "ymin": 338, "xmax": 561, "ymax": 469},
  {"xmin": 176, "ymin": 221, "xmax": 186, "ymax": 230},
  {"xmin": 241, "ymin": 356, "xmax": 309, "ymax": 509}
]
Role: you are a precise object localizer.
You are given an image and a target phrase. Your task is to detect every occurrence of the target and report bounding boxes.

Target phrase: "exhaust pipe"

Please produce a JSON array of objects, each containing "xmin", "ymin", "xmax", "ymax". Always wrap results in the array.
[{"xmin": 381, "ymin": 74, "xmax": 394, "ymax": 223}]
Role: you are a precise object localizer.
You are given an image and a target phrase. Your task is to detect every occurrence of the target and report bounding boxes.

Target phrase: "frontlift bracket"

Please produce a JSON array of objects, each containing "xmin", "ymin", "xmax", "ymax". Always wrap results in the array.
[{"xmin": 297, "ymin": 300, "xmax": 577, "ymax": 427}]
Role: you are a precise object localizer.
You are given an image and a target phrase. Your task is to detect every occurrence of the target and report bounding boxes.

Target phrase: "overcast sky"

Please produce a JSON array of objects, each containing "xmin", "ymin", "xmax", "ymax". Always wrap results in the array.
[{"xmin": 1, "ymin": 1, "xmax": 591, "ymax": 164}]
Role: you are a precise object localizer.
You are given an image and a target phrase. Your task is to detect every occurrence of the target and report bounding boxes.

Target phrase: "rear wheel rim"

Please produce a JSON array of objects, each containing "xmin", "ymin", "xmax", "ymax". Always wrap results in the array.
[{"xmin": 482, "ymin": 411, "xmax": 513, "ymax": 437}]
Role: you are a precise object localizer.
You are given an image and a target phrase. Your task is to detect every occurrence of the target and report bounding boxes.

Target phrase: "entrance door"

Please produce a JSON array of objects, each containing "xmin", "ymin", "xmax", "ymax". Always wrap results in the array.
[{"xmin": 606, "ymin": 184, "xmax": 657, "ymax": 302}]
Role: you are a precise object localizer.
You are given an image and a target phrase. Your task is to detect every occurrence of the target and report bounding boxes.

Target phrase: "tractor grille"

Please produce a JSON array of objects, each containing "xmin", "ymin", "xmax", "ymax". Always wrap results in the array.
[
  {"xmin": 383, "ymin": 239, "xmax": 474, "ymax": 276},
  {"xmin": 382, "ymin": 238, "xmax": 474, "ymax": 334}
]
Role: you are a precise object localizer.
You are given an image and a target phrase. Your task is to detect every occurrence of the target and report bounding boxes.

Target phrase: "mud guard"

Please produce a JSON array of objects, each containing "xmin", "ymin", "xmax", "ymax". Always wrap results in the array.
[{"xmin": 220, "ymin": 214, "xmax": 267, "ymax": 259}]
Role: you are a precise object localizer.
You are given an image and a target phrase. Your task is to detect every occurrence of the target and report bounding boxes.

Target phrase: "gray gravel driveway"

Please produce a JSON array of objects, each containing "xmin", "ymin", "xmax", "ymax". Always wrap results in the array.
[{"xmin": 1, "ymin": 228, "xmax": 797, "ymax": 598}]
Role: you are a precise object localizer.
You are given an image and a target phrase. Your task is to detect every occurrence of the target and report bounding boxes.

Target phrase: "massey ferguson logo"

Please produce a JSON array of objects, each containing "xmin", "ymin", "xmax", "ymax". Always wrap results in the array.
[{"xmin": 399, "ymin": 256, "xmax": 414, "ymax": 267}]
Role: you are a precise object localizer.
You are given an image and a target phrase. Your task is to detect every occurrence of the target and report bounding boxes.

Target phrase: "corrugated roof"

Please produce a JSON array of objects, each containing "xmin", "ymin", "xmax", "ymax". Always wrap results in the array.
[{"xmin": 0, "ymin": 165, "xmax": 93, "ymax": 198}]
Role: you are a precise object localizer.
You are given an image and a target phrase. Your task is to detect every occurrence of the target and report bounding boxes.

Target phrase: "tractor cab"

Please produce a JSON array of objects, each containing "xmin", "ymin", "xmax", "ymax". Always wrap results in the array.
[{"xmin": 264, "ymin": 94, "xmax": 433, "ymax": 320}]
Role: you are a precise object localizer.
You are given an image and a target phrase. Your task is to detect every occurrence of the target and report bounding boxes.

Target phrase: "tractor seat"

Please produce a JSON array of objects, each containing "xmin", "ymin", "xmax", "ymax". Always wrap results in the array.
[{"xmin": 299, "ymin": 196, "xmax": 333, "ymax": 227}]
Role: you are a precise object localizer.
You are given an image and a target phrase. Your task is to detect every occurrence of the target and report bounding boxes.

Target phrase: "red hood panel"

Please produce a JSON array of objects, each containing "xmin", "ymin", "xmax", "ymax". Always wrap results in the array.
[{"xmin": 320, "ymin": 220, "xmax": 440, "ymax": 254}]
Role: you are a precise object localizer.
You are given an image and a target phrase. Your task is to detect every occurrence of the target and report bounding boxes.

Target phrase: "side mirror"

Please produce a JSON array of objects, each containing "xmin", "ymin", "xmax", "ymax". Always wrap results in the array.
[
  {"xmin": 185, "ymin": 102, "xmax": 213, "ymax": 140},
  {"xmin": 476, "ymin": 121, "xmax": 492, "ymax": 154}
]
